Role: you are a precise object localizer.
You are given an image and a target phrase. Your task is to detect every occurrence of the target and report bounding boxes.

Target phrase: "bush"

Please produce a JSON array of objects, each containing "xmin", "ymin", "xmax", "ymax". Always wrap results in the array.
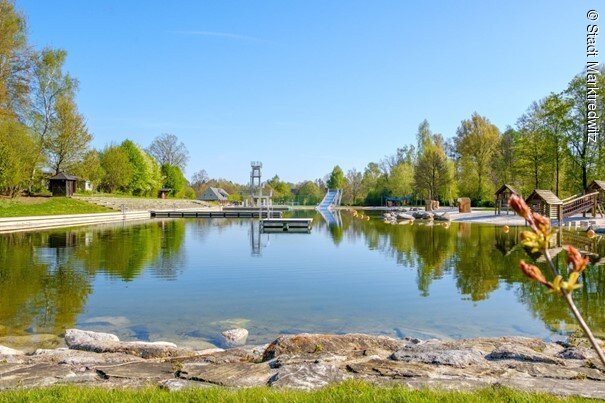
[{"xmin": 182, "ymin": 186, "xmax": 196, "ymax": 200}]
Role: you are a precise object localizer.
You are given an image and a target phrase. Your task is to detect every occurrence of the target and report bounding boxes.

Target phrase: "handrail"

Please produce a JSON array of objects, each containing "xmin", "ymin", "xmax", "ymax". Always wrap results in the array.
[
  {"xmin": 561, "ymin": 193, "xmax": 583, "ymax": 203},
  {"xmin": 562, "ymin": 192, "xmax": 599, "ymax": 206}
]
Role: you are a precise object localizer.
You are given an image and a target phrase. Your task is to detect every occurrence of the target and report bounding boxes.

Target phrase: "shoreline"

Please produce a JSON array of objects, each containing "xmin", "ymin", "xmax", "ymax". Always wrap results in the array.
[{"xmin": 1, "ymin": 329, "xmax": 603, "ymax": 397}]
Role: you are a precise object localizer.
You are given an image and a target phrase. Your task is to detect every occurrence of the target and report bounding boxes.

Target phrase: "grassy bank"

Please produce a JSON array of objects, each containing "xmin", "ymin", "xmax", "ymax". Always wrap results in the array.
[
  {"xmin": 0, "ymin": 382, "xmax": 596, "ymax": 403},
  {"xmin": 0, "ymin": 197, "xmax": 112, "ymax": 217}
]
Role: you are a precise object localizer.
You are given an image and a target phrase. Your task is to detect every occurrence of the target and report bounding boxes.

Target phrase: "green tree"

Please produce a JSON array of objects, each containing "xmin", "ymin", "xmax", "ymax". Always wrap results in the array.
[
  {"xmin": 120, "ymin": 140, "xmax": 162, "ymax": 196},
  {"xmin": 564, "ymin": 68, "xmax": 603, "ymax": 191},
  {"xmin": 161, "ymin": 163, "xmax": 187, "ymax": 197},
  {"xmin": 516, "ymin": 102, "xmax": 551, "ymax": 194},
  {"xmin": 0, "ymin": 120, "xmax": 35, "ymax": 196},
  {"xmin": 46, "ymin": 95, "xmax": 92, "ymax": 174},
  {"xmin": 267, "ymin": 175, "xmax": 292, "ymax": 203},
  {"xmin": 454, "ymin": 113, "xmax": 501, "ymax": 202},
  {"xmin": 387, "ymin": 163, "xmax": 414, "ymax": 197},
  {"xmin": 297, "ymin": 181, "xmax": 323, "ymax": 205},
  {"xmin": 73, "ymin": 150, "xmax": 104, "ymax": 189},
  {"xmin": 345, "ymin": 169, "xmax": 363, "ymax": 205},
  {"xmin": 413, "ymin": 122, "xmax": 450, "ymax": 201},
  {"xmin": 540, "ymin": 93, "xmax": 572, "ymax": 196},
  {"xmin": 0, "ymin": 0, "xmax": 31, "ymax": 120},
  {"xmin": 29, "ymin": 49, "xmax": 76, "ymax": 187},
  {"xmin": 100, "ymin": 146, "xmax": 133, "ymax": 193},
  {"xmin": 327, "ymin": 165, "xmax": 346, "ymax": 189},
  {"xmin": 227, "ymin": 192, "xmax": 243, "ymax": 203}
]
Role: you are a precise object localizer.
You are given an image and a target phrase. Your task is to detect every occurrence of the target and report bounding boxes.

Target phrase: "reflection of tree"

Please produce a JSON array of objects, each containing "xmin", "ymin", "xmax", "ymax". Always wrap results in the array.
[
  {"xmin": 0, "ymin": 232, "xmax": 91, "ymax": 337},
  {"xmin": 517, "ymin": 246, "xmax": 605, "ymax": 335},
  {"xmin": 355, "ymin": 216, "xmax": 605, "ymax": 334},
  {"xmin": 0, "ymin": 220, "xmax": 188, "ymax": 339},
  {"xmin": 76, "ymin": 222, "xmax": 164, "ymax": 280},
  {"xmin": 151, "ymin": 220, "xmax": 186, "ymax": 279},
  {"xmin": 412, "ymin": 224, "xmax": 457, "ymax": 296}
]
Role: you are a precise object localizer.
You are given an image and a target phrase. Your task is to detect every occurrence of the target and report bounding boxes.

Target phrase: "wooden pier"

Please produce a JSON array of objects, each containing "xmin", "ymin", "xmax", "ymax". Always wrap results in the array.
[
  {"xmin": 261, "ymin": 218, "xmax": 312, "ymax": 232},
  {"xmin": 223, "ymin": 206, "xmax": 291, "ymax": 212},
  {"xmin": 151, "ymin": 210, "xmax": 282, "ymax": 218}
]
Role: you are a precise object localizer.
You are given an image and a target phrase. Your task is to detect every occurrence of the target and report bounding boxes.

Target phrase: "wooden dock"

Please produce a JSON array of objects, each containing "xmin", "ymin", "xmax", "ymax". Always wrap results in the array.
[
  {"xmin": 223, "ymin": 206, "xmax": 291, "ymax": 212},
  {"xmin": 151, "ymin": 210, "xmax": 282, "ymax": 218},
  {"xmin": 261, "ymin": 218, "xmax": 312, "ymax": 232}
]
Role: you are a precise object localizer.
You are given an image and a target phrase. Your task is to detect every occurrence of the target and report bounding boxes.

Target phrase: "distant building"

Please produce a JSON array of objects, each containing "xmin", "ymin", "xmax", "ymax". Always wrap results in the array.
[
  {"xmin": 48, "ymin": 172, "xmax": 77, "ymax": 197},
  {"xmin": 199, "ymin": 187, "xmax": 230, "ymax": 203}
]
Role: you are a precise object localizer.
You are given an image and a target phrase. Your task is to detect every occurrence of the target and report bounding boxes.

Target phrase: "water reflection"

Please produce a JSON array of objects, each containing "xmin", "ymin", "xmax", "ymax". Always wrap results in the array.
[
  {"xmin": 0, "ymin": 214, "xmax": 604, "ymax": 349},
  {"xmin": 0, "ymin": 220, "xmax": 186, "ymax": 342}
]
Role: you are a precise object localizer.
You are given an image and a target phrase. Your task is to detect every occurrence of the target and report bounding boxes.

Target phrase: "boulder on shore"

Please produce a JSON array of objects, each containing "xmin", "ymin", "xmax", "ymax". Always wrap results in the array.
[
  {"xmin": 434, "ymin": 212, "xmax": 451, "ymax": 222},
  {"xmin": 221, "ymin": 328, "xmax": 249, "ymax": 347}
]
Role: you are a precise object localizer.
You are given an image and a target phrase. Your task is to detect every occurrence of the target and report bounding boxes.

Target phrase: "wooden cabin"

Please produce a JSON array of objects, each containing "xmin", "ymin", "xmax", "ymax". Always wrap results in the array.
[
  {"xmin": 48, "ymin": 172, "xmax": 77, "ymax": 197},
  {"xmin": 525, "ymin": 190, "xmax": 562, "ymax": 220},
  {"xmin": 494, "ymin": 184, "xmax": 521, "ymax": 215},
  {"xmin": 158, "ymin": 188, "xmax": 171, "ymax": 199},
  {"xmin": 586, "ymin": 180, "xmax": 605, "ymax": 213}
]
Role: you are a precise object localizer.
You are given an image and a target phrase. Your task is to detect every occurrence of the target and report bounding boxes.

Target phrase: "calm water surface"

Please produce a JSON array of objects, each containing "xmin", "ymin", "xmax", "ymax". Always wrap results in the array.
[{"xmin": 1, "ymin": 211, "xmax": 604, "ymax": 350}]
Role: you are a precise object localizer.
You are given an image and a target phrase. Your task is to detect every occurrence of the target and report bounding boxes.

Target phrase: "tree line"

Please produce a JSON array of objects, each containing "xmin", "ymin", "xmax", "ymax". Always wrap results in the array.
[
  {"xmin": 2, "ymin": 1, "xmax": 604, "ymax": 204},
  {"xmin": 221, "ymin": 67, "xmax": 605, "ymax": 207},
  {"xmin": 300, "ymin": 66, "xmax": 605, "ymax": 206}
]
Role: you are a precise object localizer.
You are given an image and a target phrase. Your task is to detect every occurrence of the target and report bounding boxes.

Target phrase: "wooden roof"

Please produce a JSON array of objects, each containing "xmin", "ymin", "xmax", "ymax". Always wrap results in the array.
[
  {"xmin": 587, "ymin": 180, "xmax": 605, "ymax": 191},
  {"xmin": 49, "ymin": 172, "xmax": 77, "ymax": 181},
  {"xmin": 526, "ymin": 189, "xmax": 562, "ymax": 205},
  {"xmin": 495, "ymin": 184, "xmax": 521, "ymax": 196}
]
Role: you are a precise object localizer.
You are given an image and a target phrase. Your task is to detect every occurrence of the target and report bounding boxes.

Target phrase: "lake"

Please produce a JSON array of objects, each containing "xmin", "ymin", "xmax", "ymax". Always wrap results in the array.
[{"xmin": 1, "ymin": 211, "xmax": 603, "ymax": 351}]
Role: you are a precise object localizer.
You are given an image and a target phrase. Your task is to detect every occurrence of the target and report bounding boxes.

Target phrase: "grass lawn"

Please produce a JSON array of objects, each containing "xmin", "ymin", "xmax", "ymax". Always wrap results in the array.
[
  {"xmin": 0, "ymin": 197, "xmax": 112, "ymax": 218},
  {"xmin": 0, "ymin": 382, "xmax": 597, "ymax": 403}
]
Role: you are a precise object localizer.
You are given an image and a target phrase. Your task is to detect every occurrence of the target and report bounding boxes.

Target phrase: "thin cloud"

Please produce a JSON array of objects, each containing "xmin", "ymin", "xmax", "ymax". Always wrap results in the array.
[{"xmin": 171, "ymin": 30, "xmax": 266, "ymax": 43}]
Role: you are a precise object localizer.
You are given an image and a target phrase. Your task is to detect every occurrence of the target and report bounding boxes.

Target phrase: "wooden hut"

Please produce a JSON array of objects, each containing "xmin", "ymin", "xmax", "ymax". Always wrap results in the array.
[
  {"xmin": 494, "ymin": 184, "xmax": 521, "ymax": 215},
  {"xmin": 158, "ymin": 188, "xmax": 171, "ymax": 199},
  {"xmin": 586, "ymin": 180, "xmax": 605, "ymax": 214},
  {"xmin": 48, "ymin": 172, "xmax": 77, "ymax": 197},
  {"xmin": 525, "ymin": 190, "xmax": 562, "ymax": 220}
]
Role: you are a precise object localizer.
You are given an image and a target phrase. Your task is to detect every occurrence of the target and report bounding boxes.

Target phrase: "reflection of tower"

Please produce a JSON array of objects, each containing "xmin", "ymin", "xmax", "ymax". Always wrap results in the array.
[
  {"xmin": 247, "ymin": 161, "xmax": 272, "ymax": 208},
  {"xmin": 250, "ymin": 220, "xmax": 270, "ymax": 256}
]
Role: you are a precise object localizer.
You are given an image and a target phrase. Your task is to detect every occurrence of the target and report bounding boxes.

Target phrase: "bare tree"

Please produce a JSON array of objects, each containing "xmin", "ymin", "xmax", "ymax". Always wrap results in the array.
[
  {"xmin": 147, "ymin": 133, "xmax": 189, "ymax": 170},
  {"xmin": 191, "ymin": 169, "xmax": 208, "ymax": 185}
]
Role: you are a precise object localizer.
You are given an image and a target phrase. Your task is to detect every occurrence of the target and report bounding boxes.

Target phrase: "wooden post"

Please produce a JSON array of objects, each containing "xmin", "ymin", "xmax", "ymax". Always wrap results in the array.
[
  {"xmin": 593, "ymin": 194, "xmax": 597, "ymax": 218},
  {"xmin": 558, "ymin": 205, "xmax": 562, "ymax": 224}
]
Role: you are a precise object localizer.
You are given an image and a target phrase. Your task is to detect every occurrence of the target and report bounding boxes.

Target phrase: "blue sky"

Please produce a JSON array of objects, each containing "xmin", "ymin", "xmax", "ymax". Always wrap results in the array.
[{"xmin": 18, "ymin": 1, "xmax": 590, "ymax": 183}]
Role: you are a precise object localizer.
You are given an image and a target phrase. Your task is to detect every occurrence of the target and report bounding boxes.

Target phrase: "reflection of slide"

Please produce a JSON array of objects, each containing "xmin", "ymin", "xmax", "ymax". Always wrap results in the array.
[{"xmin": 318, "ymin": 207, "xmax": 342, "ymax": 227}]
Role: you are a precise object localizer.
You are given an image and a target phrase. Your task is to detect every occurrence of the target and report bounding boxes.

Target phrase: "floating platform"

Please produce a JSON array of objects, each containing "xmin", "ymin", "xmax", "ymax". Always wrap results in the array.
[
  {"xmin": 151, "ymin": 210, "xmax": 282, "ymax": 218},
  {"xmin": 224, "ymin": 206, "xmax": 291, "ymax": 212},
  {"xmin": 261, "ymin": 218, "xmax": 312, "ymax": 232}
]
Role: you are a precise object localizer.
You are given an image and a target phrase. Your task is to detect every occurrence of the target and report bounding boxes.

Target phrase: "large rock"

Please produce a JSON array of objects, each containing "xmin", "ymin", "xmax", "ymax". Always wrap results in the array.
[
  {"xmin": 95, "ymin": 362, "xmax": 174, "ymax": 380},
  {"xmin": 262, "ymin": 334, "xmax": 405, "ymax": 361},
  {"xmin": 0, "ymin": 345, "xmax": 24, "ymax": 356},
  {"xmin": 485, "ymin": 343, "xmax": 563, "ymax": 365},
  {"xmin": 33, "ymin": 347, "xmax": 143, "ymax": 365},
  {"xmin": 391, "ymin": 347, "xmax": 484, "ymax": 368},
  {"xmin": 269, "ymin": 362, "xmax": 351, "ymax": 390},
  {"xmin": 434, "ymin": 212, "xmax": 451, "ymax": 222},
  {"xmin": 65, "ymin": 329, "xmax": 194, "ymax": 359},
  {"xmin": 0, "ymin": 363, "xmax": 75, "ymax": 390},
  {"xmin": 65, "ymin": 329, "xmax": 119, "ymax": 346},
  {"xmin": 396, "ymin": 213, "xmax": 415, "ymax": 221},
  {"xmin": 179, "ymin": 362, "xmax": 275, "ymax": 387},
  {"xmin": 412, "ymin": 211, "xmax": 433, "ymax": 220},
  {"xmin": 220, "ymin": 328, "xmax": 249, "ymax": 347}
]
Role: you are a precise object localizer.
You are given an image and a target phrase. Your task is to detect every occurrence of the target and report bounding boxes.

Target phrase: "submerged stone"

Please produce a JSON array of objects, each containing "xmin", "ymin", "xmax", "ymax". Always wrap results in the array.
[{"xmin": 220, "ymin": 328, "xmax": 249, "ymax": 347}]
